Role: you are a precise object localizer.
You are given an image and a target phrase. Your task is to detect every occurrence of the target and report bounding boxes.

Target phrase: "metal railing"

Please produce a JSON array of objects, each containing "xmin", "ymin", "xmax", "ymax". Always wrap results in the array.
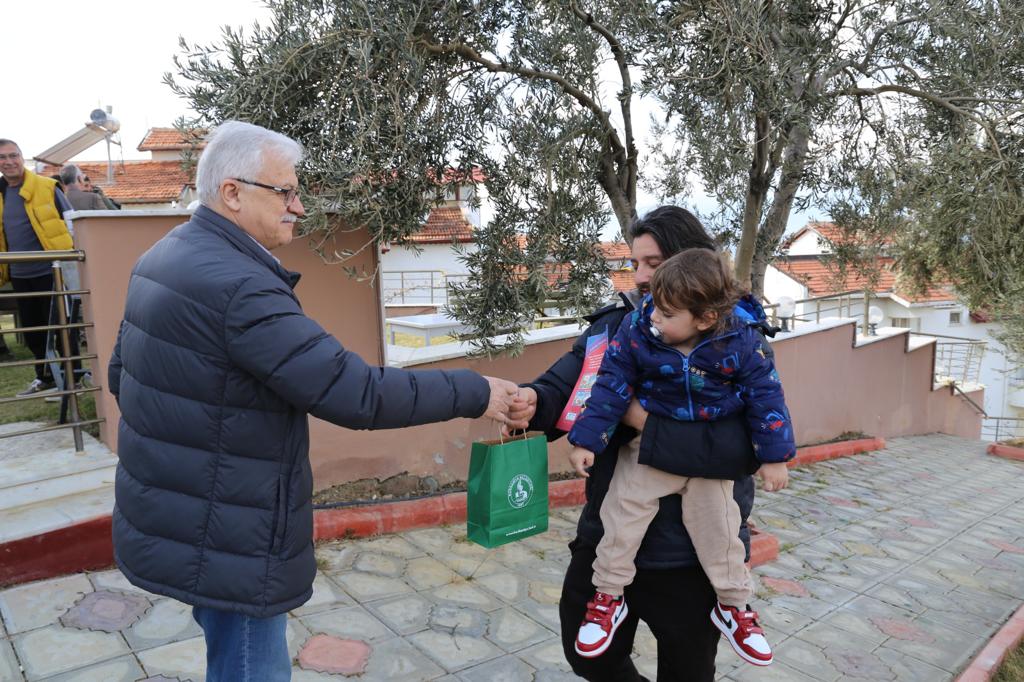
[
  {"xmin": 981, "ymin": 417, "xmax": 1024, "ymax": 443},
  {"xmin": 0, "ymin": 250, "xmax": 102, "ymax": 455},
  {"xmin": 913, "ymin": 332, "xmax": 987, "ymax": 387},
  {"xmin": 381, "ymin": 270, "xmax": 469, "ymax": 306},
  {"xmin": 762, "ymin": 289, "xmax": 989, "ymax": 393},
  {"xmin": 762, "ymin": 289, "xmax": 872, "ymax": 333}
]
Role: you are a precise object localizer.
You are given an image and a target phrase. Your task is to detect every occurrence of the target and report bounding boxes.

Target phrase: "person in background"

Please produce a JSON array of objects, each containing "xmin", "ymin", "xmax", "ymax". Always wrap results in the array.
[
  {"xmin": 60, "ymin": 165, "xmax": 107, "ymax": 210},
  {"xmin": 0, "ymin": 138, "xmax": 75, "ymax": 396}
]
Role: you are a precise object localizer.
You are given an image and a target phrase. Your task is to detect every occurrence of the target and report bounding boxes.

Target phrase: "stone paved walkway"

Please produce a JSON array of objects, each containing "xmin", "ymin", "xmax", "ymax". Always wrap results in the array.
[{"xmin": 2, "ymin": 434, "xmax": 1024, "ymax": 681}]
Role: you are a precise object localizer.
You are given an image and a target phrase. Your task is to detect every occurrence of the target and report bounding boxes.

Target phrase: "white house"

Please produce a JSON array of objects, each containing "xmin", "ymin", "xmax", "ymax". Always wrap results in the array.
[{"xmin": 765, "ymin": 222, "xmax": 1024, "ymax": 431}]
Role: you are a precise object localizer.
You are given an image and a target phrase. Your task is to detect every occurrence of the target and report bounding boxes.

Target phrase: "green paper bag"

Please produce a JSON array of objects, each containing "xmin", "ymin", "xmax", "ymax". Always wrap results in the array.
[{"xmin": 466, "ymin": 433, "xmax": 549, "ymax": 548}]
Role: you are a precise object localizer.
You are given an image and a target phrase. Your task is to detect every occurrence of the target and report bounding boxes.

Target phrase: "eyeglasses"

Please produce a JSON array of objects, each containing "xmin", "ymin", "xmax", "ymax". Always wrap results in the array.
[
  {"xmin": 0, "ymin": 152, "xmax": 23, "ymax": 161},
  {"xmin": 232, "ymin": 178, "xmax": 299, "ymax": 206}
]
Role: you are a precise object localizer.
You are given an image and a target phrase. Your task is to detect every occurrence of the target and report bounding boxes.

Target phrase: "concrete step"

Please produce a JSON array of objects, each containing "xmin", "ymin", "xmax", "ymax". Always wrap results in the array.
[
  {"xmin": 0, "ymin": 484, "xmax": 114, "ymax": 544},
  {"xmin": 0, "ymin": 423, "xmax": 117, "ymax": 543}
]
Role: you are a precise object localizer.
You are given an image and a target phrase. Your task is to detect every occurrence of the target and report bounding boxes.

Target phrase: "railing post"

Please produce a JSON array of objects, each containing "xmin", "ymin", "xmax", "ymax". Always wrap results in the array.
[
  {"xmin": 862, "ymin": 290, "xmax": 870, "ymax": 336},
  {"xmin": 51, "ymin": 261, "xmax": 85, "ymax": 456},
  {"xmin": 816, "ymin": 300, "xmax": 821, "ymax": 323}
]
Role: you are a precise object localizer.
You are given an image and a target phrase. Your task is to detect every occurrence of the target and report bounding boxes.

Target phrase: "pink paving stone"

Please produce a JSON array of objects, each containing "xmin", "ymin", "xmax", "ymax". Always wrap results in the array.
[
  {"xmin": 60, "ymin": 590, "xmax": 151, "ymax": 632},
  {"xmin": 298, "ymin": 634, "xmax": 372, "ymax": 676},
  {"xmin": 988, "ymin": 539, "xmax": 1024, "ymax": 554},
  {"xmin": 871, "ymin": 617, "xmax": 936, "ymax": 643},
  {"xmin": 903, "ymin": 516, "xmax": 938, "ymax": 528},
  {"xmin": 760, "ymin": 576, "xmax": 811, "ymax": 598}
]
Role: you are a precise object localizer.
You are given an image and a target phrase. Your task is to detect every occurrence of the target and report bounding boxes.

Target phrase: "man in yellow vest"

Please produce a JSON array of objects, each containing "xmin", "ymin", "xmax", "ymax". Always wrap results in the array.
[{"xmin": 0, "ymin": 139, "xmax": 75, "ymax": 396}]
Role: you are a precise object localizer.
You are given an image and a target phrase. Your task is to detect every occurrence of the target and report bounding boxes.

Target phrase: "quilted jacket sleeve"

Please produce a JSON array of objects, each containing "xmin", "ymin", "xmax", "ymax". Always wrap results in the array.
[
  {"xmin": 567, "ymin": 312, "xmax": 640, "ymax": 453},
  {"xmin": 736, "ymin": 328, "xmax": 796, "ymax": 464},
  {"xmin": 223, "ymin": 276, "xmax": 489, "ymax": 429},
  {"xmin": 108, "ymin": 320, "xmax": 124, "ymax": 403}
]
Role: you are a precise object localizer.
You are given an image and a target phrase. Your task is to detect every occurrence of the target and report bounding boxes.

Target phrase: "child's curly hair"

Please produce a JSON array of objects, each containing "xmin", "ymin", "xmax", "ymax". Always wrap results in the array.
[{"xmin": 650, "ymin": 248, "xmax": 740, "ymax": 337}]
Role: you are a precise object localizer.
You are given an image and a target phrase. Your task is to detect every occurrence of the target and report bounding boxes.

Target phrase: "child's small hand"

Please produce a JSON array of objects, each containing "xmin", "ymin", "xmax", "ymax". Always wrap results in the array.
[
  {"xmin": 758, "ymin": 462, "xmax": 789, "ymax": 492},
  {"xmin": 569, "ymin": 447, "xmax": 595, "ymax": 478}
]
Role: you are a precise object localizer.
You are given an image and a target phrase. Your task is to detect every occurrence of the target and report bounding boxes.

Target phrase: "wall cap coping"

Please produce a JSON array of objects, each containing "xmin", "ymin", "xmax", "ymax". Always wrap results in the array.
[
  {"xmin": 387, "ymin": 323, "xmax": 587, "ymax": 367},
  {"xmin": 67, "ymin": 209, "xmax": 193, "ymax": 220},
  {"xmin": 853, "ymin": 326, "xmax": 911, "ymax": 347}
]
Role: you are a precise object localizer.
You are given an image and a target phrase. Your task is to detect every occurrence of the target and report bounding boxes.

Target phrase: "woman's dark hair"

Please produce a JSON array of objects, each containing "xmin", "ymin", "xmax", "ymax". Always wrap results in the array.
[
  {"xmin": 628, "ymin": 206, "xmax": 716, "ymax": 258},
  {"xmin": 651, "ymin": 248, "xmax": 740, "ymax": 336}
]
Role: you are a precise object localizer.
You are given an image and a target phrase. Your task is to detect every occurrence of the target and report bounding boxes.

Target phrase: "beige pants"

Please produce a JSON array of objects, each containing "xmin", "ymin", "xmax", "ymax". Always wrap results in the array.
[{"xmin": 593, "ymin": 436, "xmax": 751, "ymax": 606}]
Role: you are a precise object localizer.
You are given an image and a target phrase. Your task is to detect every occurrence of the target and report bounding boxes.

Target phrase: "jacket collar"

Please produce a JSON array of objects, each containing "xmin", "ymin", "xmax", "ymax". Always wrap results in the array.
[{"xmin": 192, "ymin": 205, "xmax": 301, "ymax": 289}]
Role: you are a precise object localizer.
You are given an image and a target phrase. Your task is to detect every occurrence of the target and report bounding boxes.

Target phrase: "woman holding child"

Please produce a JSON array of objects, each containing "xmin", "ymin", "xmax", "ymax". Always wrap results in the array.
[{"xmin": 506, "ymin": 206, "xmax": 794, "ymax": 681}]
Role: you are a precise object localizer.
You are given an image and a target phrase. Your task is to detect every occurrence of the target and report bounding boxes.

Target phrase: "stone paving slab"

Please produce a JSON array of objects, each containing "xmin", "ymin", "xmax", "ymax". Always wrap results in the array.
[{"xmin": 2, "ymin": 435, "xmax": 1024, "ymax": 680}]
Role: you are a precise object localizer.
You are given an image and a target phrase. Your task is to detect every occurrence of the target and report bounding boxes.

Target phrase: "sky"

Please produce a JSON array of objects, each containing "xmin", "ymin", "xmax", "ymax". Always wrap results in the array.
[
  {"xmin": 7, "ymin": 0, "xmax": 272, "ymax": 163},
  {"xmin": 7, "ymin": 0, "xmax": 819, "ymax": 238}
]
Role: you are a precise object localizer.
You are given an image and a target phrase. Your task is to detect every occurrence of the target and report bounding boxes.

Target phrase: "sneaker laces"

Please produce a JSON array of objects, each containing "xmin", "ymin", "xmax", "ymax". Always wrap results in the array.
[{"xmin": 584, "ymin": 592, "xmax": 617, "ymax": 627}]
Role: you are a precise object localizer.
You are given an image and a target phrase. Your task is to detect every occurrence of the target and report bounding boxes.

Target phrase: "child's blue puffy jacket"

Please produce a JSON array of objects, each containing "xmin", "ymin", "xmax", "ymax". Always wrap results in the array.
[{"xmin": 568, "ymin": 294, "xmax": 796, "ymax": 464}]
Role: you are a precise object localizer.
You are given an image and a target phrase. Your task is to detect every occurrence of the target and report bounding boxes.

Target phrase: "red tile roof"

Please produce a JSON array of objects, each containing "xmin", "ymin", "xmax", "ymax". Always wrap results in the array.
[
  {"xmin": 137, "ymin": 127, "xmax": 208, "ymax": 152},
  {"xmin": 609, "ymin": 270, "xmax": 635, "ymax": 293},
  {"xmin": 598, "ymin": 241, "xmax": 630, "ymax": 260},
  {"xmin": 783, "ymin": 221, "xmax": 894, "ymax": 250},
  {"xmin": 773, "ymin": 256, "xmax": 956, "ymax": 303},
  {"xmin": 404, "ymin": 206, "xmax": 475, "ymax": 244},
  {"xmin": 41, "ymin": 160, "xmax": 192, "ymax": 204}
]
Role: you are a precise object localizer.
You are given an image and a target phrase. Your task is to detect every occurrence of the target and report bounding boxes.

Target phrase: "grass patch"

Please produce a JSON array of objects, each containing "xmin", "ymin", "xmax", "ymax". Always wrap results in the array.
[
  {"xmin": 0, "ymin": 324, "xmax": 99, "ymax": 437},
  {"xmin": 388, "ymin": 330, "xmax": 456, "ymax": 348},
  {"xmin": 994, "ymin": 641, "xmax": 1024, "ymax": 682}
]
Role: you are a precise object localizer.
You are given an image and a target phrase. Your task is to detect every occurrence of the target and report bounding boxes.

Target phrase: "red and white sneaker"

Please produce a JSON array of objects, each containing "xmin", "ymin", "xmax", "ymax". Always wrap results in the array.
[
  {"xmin": 711, "ymin": 602, "xmax": 773, "ymax": 666},
  {"xmin": 574, "ymin": 591, "xmax": 629, "ymax": 658}
]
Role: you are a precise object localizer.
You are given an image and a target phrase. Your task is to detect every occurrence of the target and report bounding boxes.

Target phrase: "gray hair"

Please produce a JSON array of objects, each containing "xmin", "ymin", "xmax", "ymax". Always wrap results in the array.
[
  {"xmin": 196, "ymin": 120, "xmax": 303, "ymax": 205},
  {"xmin": 59, "ymin": 164, "xmax": 82, "ymax": 187}
]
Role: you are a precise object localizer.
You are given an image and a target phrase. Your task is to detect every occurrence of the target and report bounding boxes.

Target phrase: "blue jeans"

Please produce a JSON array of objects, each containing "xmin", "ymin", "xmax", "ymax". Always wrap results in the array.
[{"xmin": 193, "ymin": 605, "xmax": 291, "ymax": 681}]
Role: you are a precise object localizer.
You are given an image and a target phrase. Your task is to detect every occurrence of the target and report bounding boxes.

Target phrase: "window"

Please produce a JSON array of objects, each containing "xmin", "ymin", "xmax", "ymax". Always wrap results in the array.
[
  {"xmin": 949, "ymin": 311, "xmax": 962, "ymax": 326},
  {"xmin": 891, "ymin": 317, "xmax": 911, "ymax": 328}
]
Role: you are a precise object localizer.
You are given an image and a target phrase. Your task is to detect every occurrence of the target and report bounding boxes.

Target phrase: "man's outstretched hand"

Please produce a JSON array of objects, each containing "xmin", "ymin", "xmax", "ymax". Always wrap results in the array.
[{"xmin": 483, "ymin": 376, "xmax": 522, "ymax": 424}]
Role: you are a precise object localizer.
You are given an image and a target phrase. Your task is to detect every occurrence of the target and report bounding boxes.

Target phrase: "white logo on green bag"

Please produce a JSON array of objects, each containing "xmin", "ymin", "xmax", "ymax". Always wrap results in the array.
[{"xmin": 507, "ymin": 474, "xmax": 534, "ymax": 509}]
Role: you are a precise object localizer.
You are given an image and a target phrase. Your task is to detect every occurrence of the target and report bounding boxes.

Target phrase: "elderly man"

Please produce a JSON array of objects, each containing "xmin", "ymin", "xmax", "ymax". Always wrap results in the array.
[
  {"xmin": 59, "ymin": 165, "xmax": 107, "ymax": 210},
  {"xmin": 0, "ymin": 138, "xmax": 75, "ymax": 395},
  {"xmin": 109, "ymin": 120, "xmax": 520, "ymax": 681}
]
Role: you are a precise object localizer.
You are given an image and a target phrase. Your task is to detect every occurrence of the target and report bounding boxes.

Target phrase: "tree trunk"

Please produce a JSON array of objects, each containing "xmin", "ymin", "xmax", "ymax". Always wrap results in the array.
[
  {"xmin": 598, "ymin": 156, "xmax": 638, "ymax": 236},
  {"xmin": 749, "ymin": 125, "xmax": 810, "ymax": 298},
  {"xmin": 734, "ymin": 112, "xmax": 771, "ymax": 290}
]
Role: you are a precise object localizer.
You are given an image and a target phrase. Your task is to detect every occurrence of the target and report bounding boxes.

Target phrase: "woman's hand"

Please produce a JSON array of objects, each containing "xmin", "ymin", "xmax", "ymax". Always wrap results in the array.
[
  {"xmin": 758, "ymin": 462, "xmax": 790, "ymax": 492},
  {"xmin": 568, "ymin": 446, "xmax": 595, "ymax": 478},
  {"xmin": 621, "ymin": 398, "xmax": 648, "ymax": 431}
]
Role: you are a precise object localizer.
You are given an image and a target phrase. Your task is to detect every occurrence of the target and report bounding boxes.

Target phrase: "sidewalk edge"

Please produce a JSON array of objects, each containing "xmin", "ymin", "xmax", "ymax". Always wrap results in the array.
[{"xmin": 955, "ymin": 601, "xmax": 1024, "ymax": 682}]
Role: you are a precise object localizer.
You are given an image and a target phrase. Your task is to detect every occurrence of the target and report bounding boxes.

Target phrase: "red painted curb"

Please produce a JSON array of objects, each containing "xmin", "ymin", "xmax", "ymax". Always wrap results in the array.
[
  {"xmin": 0, "ymin": 516, "xmax": 113, "ymax": 588},
  {"xmin": 988, "ymin": 443, "xmax": 1024, "ymax": 462},
  {"xmin": 789, "ymin": 437, "xmax": 886, "ymax": 467},
  {"xmin": 955, "ymin": 601, "xmax": 1024, "ymax": 681}
]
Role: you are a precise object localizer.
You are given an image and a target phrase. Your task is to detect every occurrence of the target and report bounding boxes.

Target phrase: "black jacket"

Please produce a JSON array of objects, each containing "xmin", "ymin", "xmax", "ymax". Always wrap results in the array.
[
  {"xmin": 527, "ymin": 292, "xmax": 761, "ymax": 569},
  {"xmin": 109, "ymin": 206, "xmax": 489, "ymax": 617}
]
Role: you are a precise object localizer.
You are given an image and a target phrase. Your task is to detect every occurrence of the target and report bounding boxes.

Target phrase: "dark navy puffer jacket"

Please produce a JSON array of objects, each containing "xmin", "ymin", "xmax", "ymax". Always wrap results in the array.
[
  {"xmin": 109, "ymin": 206, "xmax": 489, "ymax": 617},
  {"xmin": 568, "ymin": 294, "xmax": 796, "ymax": 464}
]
